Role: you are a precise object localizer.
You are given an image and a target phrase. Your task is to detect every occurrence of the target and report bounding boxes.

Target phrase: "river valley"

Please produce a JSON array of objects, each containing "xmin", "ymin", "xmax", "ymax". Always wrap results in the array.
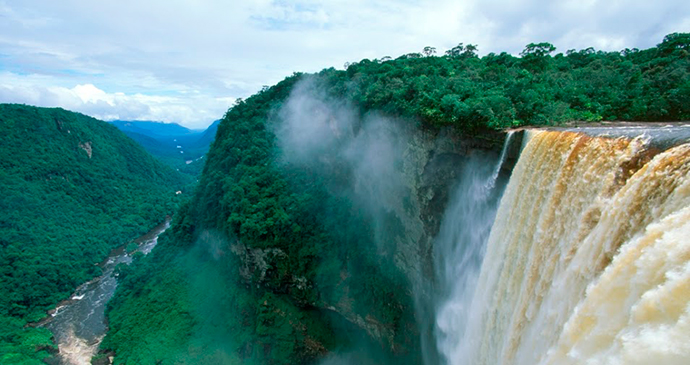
[{"xmin": 38, "ymin": 220, "xmax": 170, "ymax": 365}]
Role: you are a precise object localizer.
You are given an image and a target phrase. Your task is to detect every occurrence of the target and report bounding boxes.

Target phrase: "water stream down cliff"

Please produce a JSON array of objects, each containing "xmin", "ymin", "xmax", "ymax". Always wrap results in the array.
[{"xmin": 438, "ymin": 127, "xmax": 690, "ymax": 365}]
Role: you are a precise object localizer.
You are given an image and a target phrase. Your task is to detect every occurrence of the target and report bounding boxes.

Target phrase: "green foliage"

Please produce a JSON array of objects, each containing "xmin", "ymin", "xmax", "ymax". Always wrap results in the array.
[
  {"xmin": 520, "ymin": 42, "xmax": 557, "ymax": 57},
  {"xmin": 318, "ymin": 33, "xmax": 689, "ymax": 131},
  {"xmin": 0, "ymin": 315, "xmax": 55, "ymax": 364},
  {"xmin": 104, "ymin": 72, "xmax": 419, "ymax": 363},
  {"xmin": 101, "ymin": 234, "xmax": 196, "ymax": 364},
  {"xmin": 0, "ymin": 104, "xmax": 184, "ymax": 361},
  {"xmin": 125, "ymin": 242, "xmax": 139, "ymax": 253}
]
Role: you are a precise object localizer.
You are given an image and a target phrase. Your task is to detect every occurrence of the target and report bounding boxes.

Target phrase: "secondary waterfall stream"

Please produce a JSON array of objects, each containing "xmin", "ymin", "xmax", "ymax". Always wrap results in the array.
[
  {"xmin": 40, "ymin": 220, "xmax": 170, "ymax": 365},
  {"xmin": 433, "ymin": 132, "xmax": 514, "ymax": 362},
  {"xmin": 435, "ymin": 125, "xmax": 690, "ymax": 365}
]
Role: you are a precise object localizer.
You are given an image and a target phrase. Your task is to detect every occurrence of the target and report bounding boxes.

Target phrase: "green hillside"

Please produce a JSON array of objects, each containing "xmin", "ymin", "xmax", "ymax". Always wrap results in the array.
[
  {"xmin": 0, "ymin": 104, "xmax": 185, "ymax": 363},
  {"xmin": 102, "ymin": 34, "xmax": 690, "ymax": 364}
]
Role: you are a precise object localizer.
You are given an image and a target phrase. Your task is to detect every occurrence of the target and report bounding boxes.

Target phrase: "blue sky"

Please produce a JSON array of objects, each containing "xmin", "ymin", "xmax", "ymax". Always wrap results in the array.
[{"xmin": 0, "ymin": 0, "xmax": 688, "ymax": 128}]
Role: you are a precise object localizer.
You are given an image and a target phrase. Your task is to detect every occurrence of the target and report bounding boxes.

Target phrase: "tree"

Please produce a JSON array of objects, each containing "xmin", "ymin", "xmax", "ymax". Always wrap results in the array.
[
  {"xmin": 520, "ymin": 42, "xmax": 557, "ymax": 57},
  {"xmin": 422, "ymin": 46, "xmax": 437, "ymax": 57},
  {"xmin": 620, "ymin": 48, "xmax": 639, "ymax": 57},
  {"xmin": 658, "ymin": 32, "xmax": 690, "ymax": 54},
  {"xmin": 464, "ymin": 44, "xmax": 478, "ymax": 57},
  {"xmin": 520, "ymin": 42, "xmax": 557, "ymax": 70},
  {"xmin": 401, "ymin": 52, "xmax": 422, "ymax": 59},
  {"xmin": 445, "ymin": 43, "xmax": 477, "ymax": 58},
  {"xmin": 445, "ymin": 43, "xmax": 464, "ymax": 57}
]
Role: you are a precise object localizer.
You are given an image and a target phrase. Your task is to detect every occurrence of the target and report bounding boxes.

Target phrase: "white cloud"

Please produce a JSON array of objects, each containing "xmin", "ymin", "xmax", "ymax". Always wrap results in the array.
[
  {"xmin": 0, "ymin": 0, "xmax": 688, "ymax": 127},
  {"xmin": 0, "ymin": 74, "xmax": 232, "ymax": 128}
]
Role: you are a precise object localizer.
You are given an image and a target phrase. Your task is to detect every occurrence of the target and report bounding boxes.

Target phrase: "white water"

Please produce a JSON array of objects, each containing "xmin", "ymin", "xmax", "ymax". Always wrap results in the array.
[
  {"xmin": 54, "ymin": 327, "xmax": 104, "ymax": 365},
  {"xmin": 434, "ymin": 132, "xmax": 514, "ymax": 361},
  {"xmin": 437, "ymin": 129, "xmax": 690, "ymax": 365},
  {"xmin": 42, "ymin": 221, "xmax": 169, "ymax": 365}
]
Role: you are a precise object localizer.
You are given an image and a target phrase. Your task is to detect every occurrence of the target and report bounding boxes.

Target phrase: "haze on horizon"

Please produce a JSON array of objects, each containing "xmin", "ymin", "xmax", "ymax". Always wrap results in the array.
[{"xmin": 1, "ymin": 0, "xmax": 688, "ymax": 129}]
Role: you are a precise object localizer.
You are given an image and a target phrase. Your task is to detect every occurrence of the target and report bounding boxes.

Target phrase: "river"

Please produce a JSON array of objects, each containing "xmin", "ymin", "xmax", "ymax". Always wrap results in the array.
[{"xmin": 39, "ymin": 219, "xmax": 170, "ymax": 365}]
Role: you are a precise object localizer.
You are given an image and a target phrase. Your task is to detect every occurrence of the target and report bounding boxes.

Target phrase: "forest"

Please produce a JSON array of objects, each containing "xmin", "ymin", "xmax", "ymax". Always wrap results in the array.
[
  {"xmin": 0, "ymin": 105, "xmax": 185, "ymax": 363},
  {"xmin": 327, "ymin": 32, "xmax": 689, "ymax": 130},
  {"xmin": 100, "ymin": 33, "xmax": 689, "ymax": 364}
]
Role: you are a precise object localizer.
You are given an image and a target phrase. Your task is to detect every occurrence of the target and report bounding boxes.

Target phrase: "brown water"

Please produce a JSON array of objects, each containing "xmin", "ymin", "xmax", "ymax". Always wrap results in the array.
[{"xmin": 439, "ymin": 129, "xmax": 690, "ymax": 364}]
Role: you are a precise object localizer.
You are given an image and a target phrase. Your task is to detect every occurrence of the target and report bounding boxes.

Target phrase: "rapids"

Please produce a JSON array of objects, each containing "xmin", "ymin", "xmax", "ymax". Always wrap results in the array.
[{"xmin": 41, "ymin": 220, "xmax": 170, "ymax": 365}]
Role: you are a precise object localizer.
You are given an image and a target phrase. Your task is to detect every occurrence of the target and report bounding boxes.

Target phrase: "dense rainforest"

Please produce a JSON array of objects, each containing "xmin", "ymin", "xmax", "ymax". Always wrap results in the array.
[
  {"xmin": 0, "ymin": 105, "xmax": 185, "ymax": 363},
  {"xmin": 100, "ymin": 33, "xmax": 690, "ymax": 364}
]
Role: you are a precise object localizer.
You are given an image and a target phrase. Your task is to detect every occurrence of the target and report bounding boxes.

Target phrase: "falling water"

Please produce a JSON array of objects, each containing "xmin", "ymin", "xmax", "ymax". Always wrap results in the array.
[
  {"xmin": 434, "ymin": 132, "xmax": 514, "ymax": 362},
  {"xmin": 440, "ymin": 128, "xmax": 690, "ymax": 365}
]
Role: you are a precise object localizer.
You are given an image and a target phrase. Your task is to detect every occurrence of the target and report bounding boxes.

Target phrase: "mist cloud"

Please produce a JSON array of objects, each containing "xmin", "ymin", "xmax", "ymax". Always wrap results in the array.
[
  {"xmin": 344, "ymin": 116, "xmax": 407, "ymax": 213},
  {"xmin": 277, "ymin": 78, "xmax": 357, "ymax": 161},
  {"xmin": 276, "ymin": 76, "xmax": 409, "ymax": 250}
]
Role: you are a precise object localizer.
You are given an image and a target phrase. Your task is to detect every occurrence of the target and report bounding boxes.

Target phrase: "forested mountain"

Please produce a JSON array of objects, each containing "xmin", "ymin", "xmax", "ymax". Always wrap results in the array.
[
  {"xmin": 102, "ymin": 33, "xmax": 689, "ymax": 364},
  {"xmin": 110, "ymin": 120, "xmax": 220, "ymax": 177},
  {"xmin": 0, "ymin": 104, "xmax": 185, "ymax": 363},
  {"xmin": 110, "ymin": 120, "xmax": 196, "ymax": 137}
]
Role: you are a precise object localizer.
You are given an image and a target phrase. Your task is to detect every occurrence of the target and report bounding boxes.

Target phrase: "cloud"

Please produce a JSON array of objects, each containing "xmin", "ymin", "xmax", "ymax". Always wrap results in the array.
[
  {"xmin": 0, "ymin": 74, "xmax": 232, "ymax": 128},
  {"xmin": 0, "ymin": 0, "xmax": 688, "ymax": 127}
]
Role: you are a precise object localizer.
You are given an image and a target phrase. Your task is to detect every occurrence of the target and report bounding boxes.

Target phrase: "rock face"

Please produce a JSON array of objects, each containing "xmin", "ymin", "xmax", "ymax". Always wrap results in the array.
[
  {"xmin": 78, "ymin": 141, "xmax": 93, "ymax": 158},
  {"xmin": 393, "ymin": 127, "xmax": 510, "ymax": 289},
  {"xmin": 358, "ymin": 126, "xmax": 516, "ymax": 352},
  {"xmin": 231, "ymin": 243, "xmax": 287, "ymax": 283},
  {"xmin": 224, "ymin": 126, "xmax": 514, "ymax": 353}
]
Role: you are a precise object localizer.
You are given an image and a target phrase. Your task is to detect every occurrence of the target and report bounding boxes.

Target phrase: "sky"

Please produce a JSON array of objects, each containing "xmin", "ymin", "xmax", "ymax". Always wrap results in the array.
[{"xmin": 0, "ymin": 0, "xmax": 688, "ymax": 129}]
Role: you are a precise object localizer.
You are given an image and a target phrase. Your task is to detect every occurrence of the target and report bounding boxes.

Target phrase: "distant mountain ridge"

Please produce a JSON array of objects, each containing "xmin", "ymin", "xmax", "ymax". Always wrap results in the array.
[
  {"xmin": 110, "ymin": 120, "xmax": 196, "ymax": 136},
  {"xmin": 109, "ymin": 120, "xmax": 220, "ymax": 177}
]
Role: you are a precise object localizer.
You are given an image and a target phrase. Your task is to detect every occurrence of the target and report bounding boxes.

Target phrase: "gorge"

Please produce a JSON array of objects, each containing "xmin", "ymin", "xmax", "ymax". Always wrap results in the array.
[
  {"xmin": 100, "ymin": 34, "xmax": 690, "ymax": 361},
  {"xmin": 2, "ymin": 34, "xmax": 689, "ymax": 365}
]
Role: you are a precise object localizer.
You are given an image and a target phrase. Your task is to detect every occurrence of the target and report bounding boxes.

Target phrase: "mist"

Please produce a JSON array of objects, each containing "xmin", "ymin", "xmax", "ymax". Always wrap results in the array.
[
  {"xmin": 274, "ymin": 75, "xmax": 417, "ymax": 361},
  {"xmin": 275, "ymin": 76, "xmax": 410, "ymax": 251},
  {"xmin": 431, "ymin": 153, "xmax": 508, "ymax": 361},
  {"xmin": 178, "ymin": 229, "xmax": 243, "ymax": 363}
]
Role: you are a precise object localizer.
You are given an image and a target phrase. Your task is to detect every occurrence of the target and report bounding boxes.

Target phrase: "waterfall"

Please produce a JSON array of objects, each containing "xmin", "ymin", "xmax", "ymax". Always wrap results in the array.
[
  {"xmin": 440, "ymin": 129, "xmax": 690, "ymax": 365},
  {"xmin": 434, "ymin": 132, "xmax": 514, "ymax": 362}
]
